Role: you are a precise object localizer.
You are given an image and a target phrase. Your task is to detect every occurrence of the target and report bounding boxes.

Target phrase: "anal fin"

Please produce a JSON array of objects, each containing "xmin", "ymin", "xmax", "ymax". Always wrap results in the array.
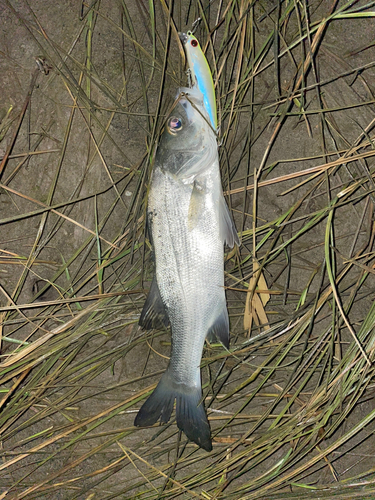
[
  {"xmin": 139, "ymin": 277, "xmax": 169, "ymax": 330},
  {"xmin": 206, "ymin": 305, "xmax": 230, "ymax": 348}
]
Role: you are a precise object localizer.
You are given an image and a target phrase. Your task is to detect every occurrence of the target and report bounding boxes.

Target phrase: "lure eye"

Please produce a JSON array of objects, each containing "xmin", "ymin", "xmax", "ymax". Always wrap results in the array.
[
  {"xmin": 167, "ymin": 117, "xmax": 182, "ymax": 134},
  {"xmin": 190, "ymin": 39, "xmax": 198, "ymax": 47}
]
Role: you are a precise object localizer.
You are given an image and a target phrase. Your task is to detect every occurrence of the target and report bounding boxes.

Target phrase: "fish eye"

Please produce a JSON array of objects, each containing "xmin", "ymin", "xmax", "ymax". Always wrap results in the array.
[
  {"xmin": 190, "ymin": 39, "xmax": 198, "ymax": 47},
  {"xmin": 167, "ymin": 117, "xmax": 183, "ymax": 135}
]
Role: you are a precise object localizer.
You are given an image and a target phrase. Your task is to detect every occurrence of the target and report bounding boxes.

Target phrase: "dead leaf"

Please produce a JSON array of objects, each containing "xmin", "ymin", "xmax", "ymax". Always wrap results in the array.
[{"xmin": 244, "ymin": 259, "xmax": 270, "ymax": 334}]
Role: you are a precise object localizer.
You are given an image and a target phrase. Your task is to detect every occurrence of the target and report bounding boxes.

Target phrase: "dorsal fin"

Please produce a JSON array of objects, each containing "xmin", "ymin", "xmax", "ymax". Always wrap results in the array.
[{"xmin": 139, "ymin": 277, "xmax": 169, "ymax": 330}]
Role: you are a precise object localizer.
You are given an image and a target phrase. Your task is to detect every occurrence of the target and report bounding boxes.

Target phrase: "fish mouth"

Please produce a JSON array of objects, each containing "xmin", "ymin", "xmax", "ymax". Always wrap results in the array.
[{"xmin": 178, "ymin": 32, "xmax": 188, "ymax": 45}]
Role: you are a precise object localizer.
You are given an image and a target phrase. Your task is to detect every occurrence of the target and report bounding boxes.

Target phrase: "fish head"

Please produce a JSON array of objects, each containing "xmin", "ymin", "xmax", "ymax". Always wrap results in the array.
[{"xmin": 156, "ymin": 88, "xmax": 216, "ymax": 182}]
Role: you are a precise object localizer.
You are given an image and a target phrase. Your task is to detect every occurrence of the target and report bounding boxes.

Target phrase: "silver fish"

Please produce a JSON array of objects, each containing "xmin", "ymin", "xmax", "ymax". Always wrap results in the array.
[{"xmin": 134, "ymin": 88, "xmax": 239, "ymax": 451}]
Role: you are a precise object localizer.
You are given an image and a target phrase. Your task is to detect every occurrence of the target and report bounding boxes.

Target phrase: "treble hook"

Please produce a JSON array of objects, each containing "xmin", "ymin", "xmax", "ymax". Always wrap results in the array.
[{"xmin": 191, "ymin": 17, "xmax": 201, "ymax": 34}]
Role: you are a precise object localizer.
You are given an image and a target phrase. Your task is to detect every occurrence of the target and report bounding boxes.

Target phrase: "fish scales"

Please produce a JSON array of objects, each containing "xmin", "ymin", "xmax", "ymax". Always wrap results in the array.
[
  {"xmin": 152, "ymin": 165, "xmax": 224, "ymax": 382},
  {"xmin": 135, "ymin": 88, "xmax": 239, "ymax": 451}
]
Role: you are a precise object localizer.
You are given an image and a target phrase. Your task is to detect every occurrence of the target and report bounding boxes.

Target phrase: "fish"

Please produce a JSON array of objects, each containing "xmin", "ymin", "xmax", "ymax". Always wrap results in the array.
[
  {"xmin": 179, "ymin": 31, "xmax": 217, "ymax": 131},
  {"xmin": 134, "ymin": 87, "xmax": 239, "ymax": 451}
]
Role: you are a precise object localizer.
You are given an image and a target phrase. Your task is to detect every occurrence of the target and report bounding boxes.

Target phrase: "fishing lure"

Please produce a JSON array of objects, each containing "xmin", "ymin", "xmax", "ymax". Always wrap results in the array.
[{"xmin": 179, "ymin": 31, "xmax": 217, "ymax": 131}]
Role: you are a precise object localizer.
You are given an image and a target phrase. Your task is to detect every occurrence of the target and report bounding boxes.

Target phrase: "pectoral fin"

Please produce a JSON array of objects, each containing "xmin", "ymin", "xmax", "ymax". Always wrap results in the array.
[
  {"xmin": 139, "ymin": 277, "xmax": 169, "ymax": 330},
  {"xmin": 219, "ymin": 195, "xmax": 240, "ymax": 248},
  {"xmin": 187, "ymin": 180, "xmax": 205, "ymax": 231}
]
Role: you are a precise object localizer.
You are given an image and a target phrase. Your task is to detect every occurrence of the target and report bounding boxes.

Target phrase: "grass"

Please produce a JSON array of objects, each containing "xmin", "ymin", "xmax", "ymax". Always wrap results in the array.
[{"xmin": 1, "ymin": 0, "xmax": 375, "ymax": 498}]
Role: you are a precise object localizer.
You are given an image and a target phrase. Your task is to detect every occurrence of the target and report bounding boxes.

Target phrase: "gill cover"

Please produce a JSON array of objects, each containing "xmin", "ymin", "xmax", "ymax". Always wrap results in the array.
[{"xmin": 179, "ymin": 31, "xmax": 217, "ymax": 131}]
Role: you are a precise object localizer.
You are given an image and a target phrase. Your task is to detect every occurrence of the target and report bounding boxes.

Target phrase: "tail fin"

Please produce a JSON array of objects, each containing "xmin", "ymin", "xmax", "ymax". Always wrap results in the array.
[{"xmin": 134, "ymin": 370, "xmax": 212, "ymax": 451}]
